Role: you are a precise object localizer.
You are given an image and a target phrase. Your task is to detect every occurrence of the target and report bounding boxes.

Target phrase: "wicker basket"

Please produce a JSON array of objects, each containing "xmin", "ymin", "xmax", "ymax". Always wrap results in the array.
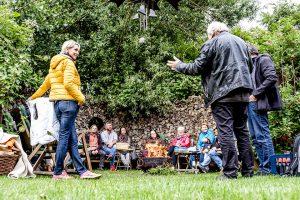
[
  {"xmin": 0, "ymin": 154, "xmax": 20, "ymax": 175},
  {"xmin": 116, "ymin": 142, "xmax": 130, "ymax": 150}
]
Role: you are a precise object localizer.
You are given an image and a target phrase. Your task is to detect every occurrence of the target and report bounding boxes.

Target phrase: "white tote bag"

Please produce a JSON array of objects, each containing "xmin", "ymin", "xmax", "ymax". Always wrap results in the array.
[{"xmin": 28, "ymin": 97, "xmax": 59, "ymax": 145}]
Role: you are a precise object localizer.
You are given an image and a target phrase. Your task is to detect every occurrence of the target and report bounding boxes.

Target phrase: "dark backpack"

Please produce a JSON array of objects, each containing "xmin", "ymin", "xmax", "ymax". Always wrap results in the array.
[{"xmin": 285, "ymin": 135, "xmax": 300, "ymax": 176}]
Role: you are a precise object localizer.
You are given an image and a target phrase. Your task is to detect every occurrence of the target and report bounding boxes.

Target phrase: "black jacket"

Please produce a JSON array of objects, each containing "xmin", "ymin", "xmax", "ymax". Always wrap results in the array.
[
  {"xmin": 252, "ymin": 54, "xmax": 282, "ymax": 111},
  {"xmin": 176, "ymin": 32, "xmax": 253, "ymax": 107}
]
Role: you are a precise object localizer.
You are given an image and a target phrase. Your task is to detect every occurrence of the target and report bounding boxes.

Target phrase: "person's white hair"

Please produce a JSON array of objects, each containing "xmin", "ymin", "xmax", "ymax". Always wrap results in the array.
[
  {"xmin": 177, "ymin": 126, "xmax": 185, "ymax": 132},
  {"xmin": 207, "ymin": 21, "xmax": 229, "ymax": 37},
  {"xmin": 60, "ymin": 40, "xmax": 80, "ymax": 54}
]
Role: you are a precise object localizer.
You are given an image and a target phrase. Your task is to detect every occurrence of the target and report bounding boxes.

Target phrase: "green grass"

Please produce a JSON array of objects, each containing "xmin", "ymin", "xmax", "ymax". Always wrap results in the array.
[{"xmin": 0, "ymin": 170, "xmax": 300, "ymax": 200}]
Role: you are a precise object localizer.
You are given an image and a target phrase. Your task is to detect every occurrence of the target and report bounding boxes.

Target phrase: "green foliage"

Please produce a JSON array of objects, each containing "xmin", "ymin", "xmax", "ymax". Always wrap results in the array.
[
  {"xmin": 233, "ymin": 3, "xmax": 300, "ymax": 91},
  {"xmin": 147, "ymin": 166, "xmax": 177, "ymax": 175},
  {"xmin": 2, "ymin": 110, "xmax": 16, "ymax": 134},
  {"xmin": 270, "ymin": 85, "xmax": 300, "ymax": 138},
  {"xmin": 11, "ymin": 0, "xmax": 257, "ymax": 118},
  {"xmin": 269, "ymin": 85, "xmax": 300, "ymax": 151},
  {"xmin": 0, "ymin": 4, "xmax": 39, "ymax": 109}
]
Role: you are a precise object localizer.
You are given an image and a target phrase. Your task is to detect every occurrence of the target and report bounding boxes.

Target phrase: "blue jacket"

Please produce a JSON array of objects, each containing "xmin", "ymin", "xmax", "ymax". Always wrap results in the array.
[{"xmin": 197, "ymin": 129, "xmax": 215, "ymax": 149}]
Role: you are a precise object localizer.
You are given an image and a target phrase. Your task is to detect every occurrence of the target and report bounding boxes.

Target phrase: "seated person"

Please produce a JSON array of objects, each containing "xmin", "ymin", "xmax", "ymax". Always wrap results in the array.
[
  {"xmin": 199, "ymin": 138, "xmax": 223, "ymax": 172},
  {"xmin": 86, "ymin": 124, "xmax": 102, "ymax": 155},
  {"xmin": 144, "ymin": 130, "xmax": 167, "ymax": 157},
  {"xmin": 197, "ymin": 124, "xmax": 215, "ymax": 163},
  {"xmin": 168, "ymin": 126, "xmax": 191, "ymax": 167},
  {"xmin": 85, "ymin": 124, "xmax": 106, "ymax": 169},
  {"xmin": 45, "ymin": 159, "xmax": 54, "ymax": 172},
  {"xmin": 147, "ymin": 130, "xmax": 163, "ymax": 144},
  {"xmin": 118, "ymin": 127, "xmax": 131, "ymax": 167},
  {"xmin": 100, "ymin": 122, "xmax": 118, "ymax": 171}
]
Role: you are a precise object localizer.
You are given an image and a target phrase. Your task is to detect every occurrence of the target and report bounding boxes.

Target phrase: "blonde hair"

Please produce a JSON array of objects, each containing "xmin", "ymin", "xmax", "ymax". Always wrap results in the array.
[
  {"xmin": 61, "ymin": 40, "xmax": 80, "ymax": 54},
  {"xmin": 207, "ymin": 21, "xmax": 229, "ymax": 37}
]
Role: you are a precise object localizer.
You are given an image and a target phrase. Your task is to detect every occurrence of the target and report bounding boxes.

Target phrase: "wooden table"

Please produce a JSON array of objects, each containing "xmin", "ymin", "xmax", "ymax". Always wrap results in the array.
[{"xmin": 174, "ymin": 151, "xmax": 200, "ymax": 174}]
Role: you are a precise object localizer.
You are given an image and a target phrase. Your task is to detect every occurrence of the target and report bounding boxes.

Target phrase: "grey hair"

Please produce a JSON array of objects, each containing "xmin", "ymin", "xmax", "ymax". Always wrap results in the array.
[
  {"xmin": 60, "ymin": 40, "xmax": 80, "ymax": 54},
  {"xmin": 177, "ymin": 126, "xmax": 185, "ymax": 132},
  {"xmin": 207, "ymin": 21, "xmax": 229, "ymax": 37}
]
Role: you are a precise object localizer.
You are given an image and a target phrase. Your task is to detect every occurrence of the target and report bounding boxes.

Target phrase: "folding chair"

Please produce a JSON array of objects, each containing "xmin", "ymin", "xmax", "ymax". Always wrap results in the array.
[{"xmin": 116, "ymin": 150, "xmax": 132, "ymax": 170}]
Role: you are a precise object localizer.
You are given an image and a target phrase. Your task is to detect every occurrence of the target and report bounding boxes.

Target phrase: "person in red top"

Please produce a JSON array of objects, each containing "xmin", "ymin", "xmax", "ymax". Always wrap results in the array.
[{"xmin": 168, "ymin": 126, "xmax": 191, "ymax": 167}]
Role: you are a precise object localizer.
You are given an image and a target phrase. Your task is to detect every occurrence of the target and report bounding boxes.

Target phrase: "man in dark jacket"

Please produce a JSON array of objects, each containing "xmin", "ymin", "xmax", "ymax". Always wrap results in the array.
[
  {"xmin": 167, "ymin": 21, "xmax": 254, "ymax": 179},
  {"xmin": 247, "ymin": 44, "xmax": 282, "ymax": 175}
]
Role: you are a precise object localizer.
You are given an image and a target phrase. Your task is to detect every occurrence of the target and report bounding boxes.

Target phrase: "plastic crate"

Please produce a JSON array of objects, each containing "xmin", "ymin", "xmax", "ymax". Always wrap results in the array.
[{"xmin": 270, "ymin": 154, "xmax": 293, "ymax": 175}]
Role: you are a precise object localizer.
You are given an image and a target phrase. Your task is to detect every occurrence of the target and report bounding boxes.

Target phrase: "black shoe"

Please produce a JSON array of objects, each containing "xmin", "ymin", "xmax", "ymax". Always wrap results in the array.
[
  {"xmin": 254, "ymin": 171, "xmax": 271, "ymax": 176},
  {"xmin": 242, "ymin": 173, "xmax": 253, "ymax": 178},
  {"xmin": 198, "ymin": 165, "xmax": 209, "ymax": 173},
  {"xmin": 216, "ymin": 174, "xmax": 237, "ymax": 180}
]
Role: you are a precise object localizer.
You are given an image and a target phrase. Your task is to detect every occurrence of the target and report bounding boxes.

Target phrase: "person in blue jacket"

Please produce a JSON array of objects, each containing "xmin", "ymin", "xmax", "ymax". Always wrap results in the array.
[{"xmin": 197, "ymin": 124, "xmax": 215, "ymax": 162}]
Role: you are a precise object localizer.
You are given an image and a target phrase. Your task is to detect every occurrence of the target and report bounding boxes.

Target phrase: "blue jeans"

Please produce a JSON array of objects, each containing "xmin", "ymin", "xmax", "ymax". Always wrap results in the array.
[
  {"xmin": 201, "ymin": 149, "xmax": 223, "ymax": 169},
  {"xmin": 247, "ymin": 102, "xmax": 275, "ymax": 173},
  {"xmin": 101, "ymin": 146, "xmax": 116, "ymax": 167},
  {"xmin": 54, "ymin": 100, "xmax": 87, "ymax": 175}
]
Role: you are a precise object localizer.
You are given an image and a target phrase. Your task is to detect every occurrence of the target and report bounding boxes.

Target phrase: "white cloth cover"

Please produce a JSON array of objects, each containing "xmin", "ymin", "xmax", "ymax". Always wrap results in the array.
[
  {"xmin": 0, "ymin": 128, "xmax": 35, "ymax": 179},
  {"xmin": 187, "ymin": 146, "xmax": 197, "ymax": 152},
  {"xmin": 28, "ymin": 97, "xmax": 59, "ymax": 145}
]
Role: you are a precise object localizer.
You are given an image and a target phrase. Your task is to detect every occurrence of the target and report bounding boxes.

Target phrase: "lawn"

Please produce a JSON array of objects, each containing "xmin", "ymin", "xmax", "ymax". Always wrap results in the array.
[{"xmin": 0, "ymin": 170, "xmax": 300, "ymax": 200}]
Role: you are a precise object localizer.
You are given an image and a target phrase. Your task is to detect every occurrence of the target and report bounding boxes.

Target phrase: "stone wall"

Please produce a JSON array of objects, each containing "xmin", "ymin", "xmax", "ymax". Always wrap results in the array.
[{"xmin": 77, "ymin": 96, "xmax": 216, "ymax": 149}]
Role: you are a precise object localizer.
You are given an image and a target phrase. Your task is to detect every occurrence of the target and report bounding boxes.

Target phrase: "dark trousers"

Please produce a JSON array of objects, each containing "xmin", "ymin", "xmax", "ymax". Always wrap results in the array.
[
  {"xmin": 88, "ymin": 150, "xmax": 106, "ymax": 168},
  {"xmin": 168, "ymin": 146, "xmax": 177, "ymax": 166},
  {"xmin": 212, "ymin": 102, "xmax": 254, "ymax": 178}
]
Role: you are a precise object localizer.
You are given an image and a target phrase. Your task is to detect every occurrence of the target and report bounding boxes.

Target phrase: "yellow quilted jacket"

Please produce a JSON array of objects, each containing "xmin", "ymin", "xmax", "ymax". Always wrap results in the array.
[{"xmin": 31, "ymin": 54, "xmax": 85, "ymax": 104}]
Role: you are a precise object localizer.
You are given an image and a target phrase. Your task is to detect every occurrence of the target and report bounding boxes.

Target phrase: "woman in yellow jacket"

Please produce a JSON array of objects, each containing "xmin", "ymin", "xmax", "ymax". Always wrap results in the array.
[{"xmin": 30, "ymin": 40, "xmax": 100, "ymax": 179}]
